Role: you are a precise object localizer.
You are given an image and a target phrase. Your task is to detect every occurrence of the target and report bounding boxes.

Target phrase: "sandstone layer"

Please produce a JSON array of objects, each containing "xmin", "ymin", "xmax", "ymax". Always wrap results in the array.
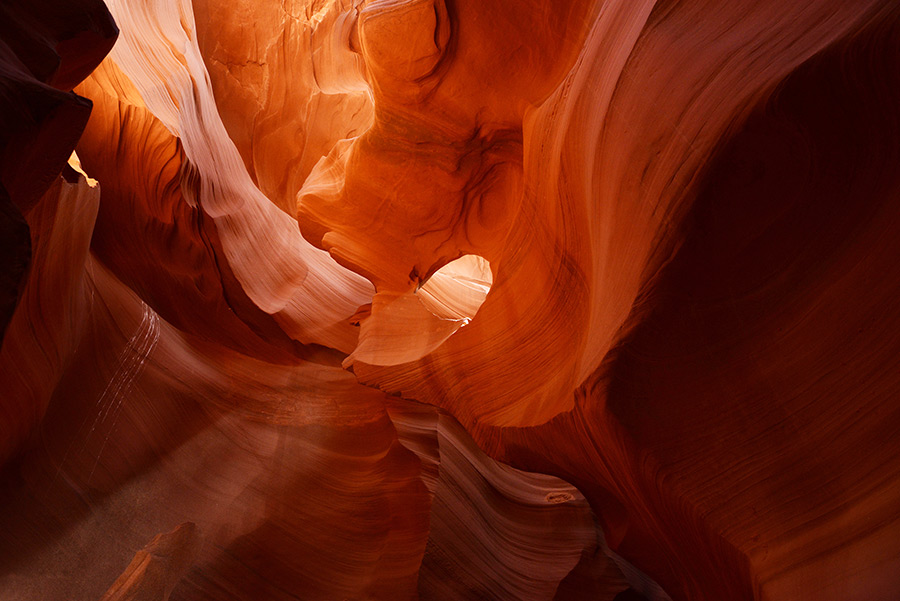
[{"xmin": 1, "ymin": 1, "xmax": 899, "ymax": 600}]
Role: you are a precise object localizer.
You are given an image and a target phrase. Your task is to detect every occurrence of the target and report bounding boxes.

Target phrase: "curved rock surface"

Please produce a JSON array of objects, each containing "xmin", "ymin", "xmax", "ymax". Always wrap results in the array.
[
  {"xmin": 0, "ymin": 219, "xmax": 609, "ymax": 598},
  {"xmin": 0, "ymin": 0, "xmax": 116, "ymax": 462},
  {"xmin": 1, "ymin": 0, "xmax": 899, "ymax": 600}
]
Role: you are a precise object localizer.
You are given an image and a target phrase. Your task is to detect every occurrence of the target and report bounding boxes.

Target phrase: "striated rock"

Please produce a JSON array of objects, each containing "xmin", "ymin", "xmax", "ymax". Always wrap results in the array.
[
  {"xmin": 0, "ymin": 0, "xmax": 115, "ymax": 349},
  {"xmin": 191, "ymin": 0, "xmax": 373, "ymax": 216},
  {"xmin": 295, "ymin": 1, "xmax": 900, "ymax": 599},
  {"xmin": 0, "ymin": 154, "xmax": 605, "ymax": 601},
  {"xmin": 0, "ymin": 0, "xmax": 115, "ymax": 462},
  {"xmin": 348, "ymin": 254, "xmax": 493, "ymax": 367},
  {"xmin": 84, "ymin": 0, "xmax": 376, "ymax": 354},
  {"xmin": 1, "ymin": 0, "xmax": 899, "ymax": 600},
  {"xmin": 0, "ymin": 224, "xmax": 605, "ymax": 598},
  {"xmin": 0, "ymin": 160, "xmax": 101, "ymax": 464},
  {"xmin": 76, "ymin": 59, "xmax": 314, "ymax": 361},
  {"xmin": 387, "ymin": 400, "xmax": 627, "ymax": 600}
]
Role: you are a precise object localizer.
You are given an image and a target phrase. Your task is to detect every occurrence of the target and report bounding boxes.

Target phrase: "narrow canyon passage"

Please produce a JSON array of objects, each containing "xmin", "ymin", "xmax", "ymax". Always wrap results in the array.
[{"xmin": 1, "ymin": 1, "xmax": 899, "ymax": 600}]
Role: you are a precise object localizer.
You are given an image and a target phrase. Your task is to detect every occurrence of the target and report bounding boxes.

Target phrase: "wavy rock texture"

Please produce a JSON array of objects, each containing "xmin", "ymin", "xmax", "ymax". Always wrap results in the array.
[
  {"xmin": 1, "ymin": 0, "xmax": 900, "ymax": 600},
  {"xmin": 0, "ymin": 220, "xmax": 608, "ymax": 598},
  {"xmin": 386, "ymin": 400, "xmax": 625, "ymax": 601},
  {"xmin": 0, "ymin": 0, "xmax": 117, "ymax": 462}
]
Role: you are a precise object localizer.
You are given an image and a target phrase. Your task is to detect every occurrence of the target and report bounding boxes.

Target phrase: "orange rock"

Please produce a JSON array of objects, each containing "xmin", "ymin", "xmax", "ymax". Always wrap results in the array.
[{"xmin": 2, "ymin": 0, "xmax": 900, "ymax": 600}]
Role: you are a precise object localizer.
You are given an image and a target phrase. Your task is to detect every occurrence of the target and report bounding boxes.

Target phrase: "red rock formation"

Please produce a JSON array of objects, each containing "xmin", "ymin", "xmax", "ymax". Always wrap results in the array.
[
  {"xmin": 0, "ymin": 0, "xmax": 116, "ymax": 462},
  {"xmin": 0, "ymin": 243, "xmax": 607, "ymax": 598},
  {"xmin": 296, "ymin": 1, "xmax": 900, "ymax": 599},
  {"xmin": 1, "ymin": 0, "xmax": 900, "ymax": 600}
]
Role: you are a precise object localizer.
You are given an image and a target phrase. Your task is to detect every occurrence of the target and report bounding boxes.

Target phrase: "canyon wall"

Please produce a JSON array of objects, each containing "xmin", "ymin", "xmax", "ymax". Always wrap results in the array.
[{"xmin": 1, "ymin": 0, "xmax": 899, "ymax": 600}]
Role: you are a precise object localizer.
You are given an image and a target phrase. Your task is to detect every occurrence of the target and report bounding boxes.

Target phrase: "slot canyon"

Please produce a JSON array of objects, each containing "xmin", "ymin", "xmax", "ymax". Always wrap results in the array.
[{"xmin": 1, "ymin": 0, "xmax": 899, "ymax": 599}]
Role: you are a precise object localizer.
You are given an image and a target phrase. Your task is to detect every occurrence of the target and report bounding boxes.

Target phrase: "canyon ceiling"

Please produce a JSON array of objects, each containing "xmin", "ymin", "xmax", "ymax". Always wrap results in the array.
[{"xmin": 1, "ymin": 0, "xmax": 899, "ymax": 600}]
